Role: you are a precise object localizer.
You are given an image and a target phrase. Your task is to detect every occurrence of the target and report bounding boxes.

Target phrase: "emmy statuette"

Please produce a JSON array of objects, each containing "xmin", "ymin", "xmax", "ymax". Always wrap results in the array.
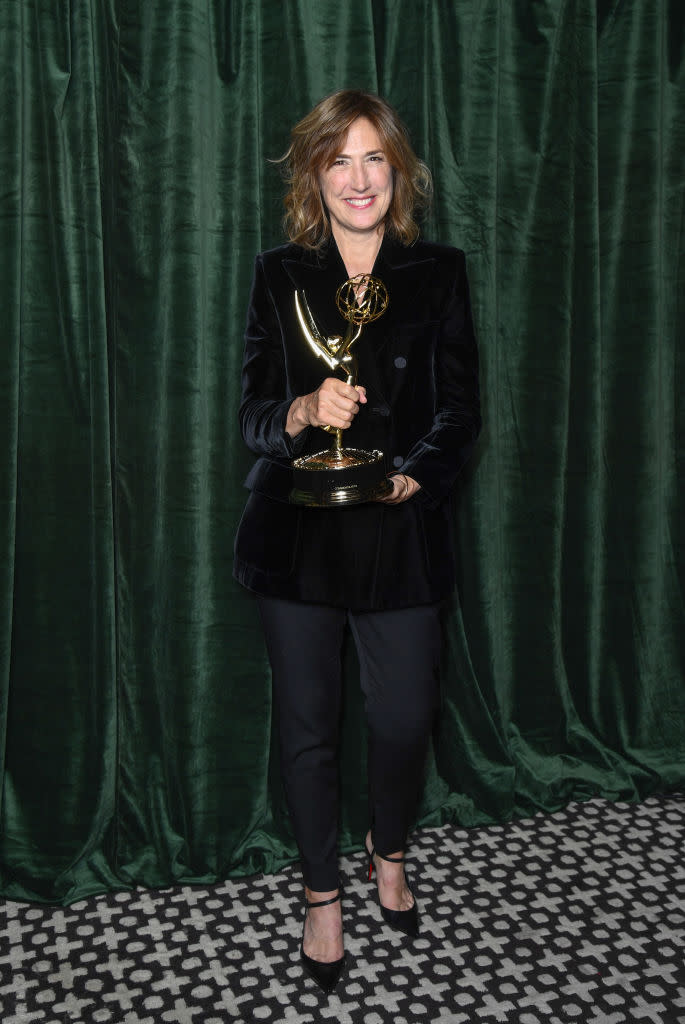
[{"xmin": 290, "ymin": 274, "xmax": 392, "ymax": 506}]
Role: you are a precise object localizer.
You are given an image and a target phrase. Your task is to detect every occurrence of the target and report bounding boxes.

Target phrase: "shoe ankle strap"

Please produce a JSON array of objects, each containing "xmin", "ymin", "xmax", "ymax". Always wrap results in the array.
[
  {"xmin": 368, "ymin": 841, "xmax": 405, "ymax": 864},
  {"xmin": 374, "ymin": 850, "xmax": 405, "ymax": 864},
  {"xmin": 306, "ymin": 891, "xmax": 342, "ymax": 909}
]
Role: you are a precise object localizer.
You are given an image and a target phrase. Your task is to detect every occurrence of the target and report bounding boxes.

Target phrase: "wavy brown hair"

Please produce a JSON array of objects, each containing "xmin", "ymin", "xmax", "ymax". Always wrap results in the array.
[{"xmin": 279, "ymin": 90, "xmax": 432, "ymax": 250}]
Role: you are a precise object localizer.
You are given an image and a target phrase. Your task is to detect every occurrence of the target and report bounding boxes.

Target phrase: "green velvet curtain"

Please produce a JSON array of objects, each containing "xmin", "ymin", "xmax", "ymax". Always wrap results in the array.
[{"xmin": 1, "ymin": 0, "xmax": 684, "ymax": 903}]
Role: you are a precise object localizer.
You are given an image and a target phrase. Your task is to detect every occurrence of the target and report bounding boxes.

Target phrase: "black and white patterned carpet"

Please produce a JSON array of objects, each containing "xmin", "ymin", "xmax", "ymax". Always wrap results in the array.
[{"xmin": 2, "ymin": 793, "xmax": 685, "ymax": 1023}]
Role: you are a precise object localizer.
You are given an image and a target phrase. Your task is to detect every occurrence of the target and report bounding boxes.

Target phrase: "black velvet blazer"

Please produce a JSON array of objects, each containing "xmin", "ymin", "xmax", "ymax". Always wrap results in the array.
[{"xmin": 233, "ymin": 235, "xmax": 481, "ymax": 610}]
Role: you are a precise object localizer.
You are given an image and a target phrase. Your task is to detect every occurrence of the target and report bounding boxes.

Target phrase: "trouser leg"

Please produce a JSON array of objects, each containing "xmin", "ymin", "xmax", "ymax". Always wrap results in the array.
[
  {"xmin": 257, "ymin": 596, "xmax": 346, "ymax": 892},
  {"xmin": 349, "ymin": 603, "xmax": 442, "ymax": 857}
]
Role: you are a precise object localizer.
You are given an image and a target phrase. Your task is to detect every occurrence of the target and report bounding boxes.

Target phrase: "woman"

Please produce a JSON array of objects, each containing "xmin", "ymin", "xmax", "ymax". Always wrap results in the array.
[{"xmin": 234, "ymin": 90, "xmax": 480, "ymax": 993}]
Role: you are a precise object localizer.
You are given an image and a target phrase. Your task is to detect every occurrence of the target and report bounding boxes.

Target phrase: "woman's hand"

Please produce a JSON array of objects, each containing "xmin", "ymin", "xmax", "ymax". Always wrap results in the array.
[
  {"xmin": 378, "ymin": 473, "xmax": 421, "ymax": 504},
  {"xmin": 286, "ymin": 379, "xmax": 367, "ymax": 436}
]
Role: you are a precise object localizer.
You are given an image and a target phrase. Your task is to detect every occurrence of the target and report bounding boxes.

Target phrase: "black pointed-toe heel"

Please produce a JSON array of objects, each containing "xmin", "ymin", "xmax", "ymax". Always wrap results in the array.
[
  {"xmin": 300, "ymin": 892, "xmax": 346, "ymax": 994},
  {"xmin": 366, "ymin": 841, "xmax": 419, "ymax": 938}
]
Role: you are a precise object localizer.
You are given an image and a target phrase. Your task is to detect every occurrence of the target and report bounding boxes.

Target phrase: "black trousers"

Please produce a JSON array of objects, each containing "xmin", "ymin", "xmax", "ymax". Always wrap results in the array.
[{"xmin": 257, "ymin": 596, "xmax": 442, "ymax": 891}]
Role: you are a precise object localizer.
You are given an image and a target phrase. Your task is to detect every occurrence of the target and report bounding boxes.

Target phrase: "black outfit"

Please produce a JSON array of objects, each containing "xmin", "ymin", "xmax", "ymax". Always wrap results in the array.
[
  {"xmin": 234, "ymin": 235, "xmax": 480, "ymax": 889},
  {"xmin": 258, "ymin": 597, "xmax": 442, "ymax": 890}
]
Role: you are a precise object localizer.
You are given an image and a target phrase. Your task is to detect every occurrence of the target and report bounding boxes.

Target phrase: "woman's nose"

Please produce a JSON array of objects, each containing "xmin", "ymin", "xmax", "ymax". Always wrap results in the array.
[{"xmin": 349, "ymin": 161, "xmax": 369, "ymax": 190}]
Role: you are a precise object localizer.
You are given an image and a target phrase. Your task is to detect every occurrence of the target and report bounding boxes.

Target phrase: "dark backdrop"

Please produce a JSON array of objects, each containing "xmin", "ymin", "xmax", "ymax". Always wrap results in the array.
[{"xmin": 1, "ymin": 0, "xmax": 684, "ymax": 903}]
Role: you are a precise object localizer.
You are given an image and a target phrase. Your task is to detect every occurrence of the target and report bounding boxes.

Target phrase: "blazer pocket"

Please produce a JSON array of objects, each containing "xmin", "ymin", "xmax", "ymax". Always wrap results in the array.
[
  {"xmin": 244, "ymin": 457, "xmax": 293, "ymax": 503},
  {"xmin": 234, "ymin": 492, "xmax": 301, "ymax": 578}
]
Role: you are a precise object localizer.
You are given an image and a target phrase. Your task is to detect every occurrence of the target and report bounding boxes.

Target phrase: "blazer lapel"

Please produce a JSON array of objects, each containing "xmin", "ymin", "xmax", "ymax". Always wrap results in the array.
[
  {"xmin": 282, "ymin": 240, "xmax": 349, "ymax": 340},
  {"xmin": 373, "ymin": 238, "xmax": 436, "ymax": 345}
]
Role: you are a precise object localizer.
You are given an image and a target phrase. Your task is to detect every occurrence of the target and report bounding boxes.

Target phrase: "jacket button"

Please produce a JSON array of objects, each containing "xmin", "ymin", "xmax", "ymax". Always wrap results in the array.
[
  {"xmin": 394, "ymin": 356, "xmax": 407, "ymax": 368},
  {"xmin": 392, "ymin": 455, "xmax": 403, "ymax": 468}
]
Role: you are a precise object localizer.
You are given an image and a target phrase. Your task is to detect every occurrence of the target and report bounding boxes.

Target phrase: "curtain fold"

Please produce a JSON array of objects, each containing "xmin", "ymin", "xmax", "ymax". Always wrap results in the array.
[
  {"xmin": 1, "ymin": 0, "xmax": 683, "ymax": 903},
  {"xmin": 0, "ymin": 0, "xmax": 119, "ymax": 900}
]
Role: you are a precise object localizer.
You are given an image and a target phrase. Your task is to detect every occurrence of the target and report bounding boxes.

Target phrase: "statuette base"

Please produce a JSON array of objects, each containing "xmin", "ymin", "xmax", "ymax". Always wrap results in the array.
[{"xmin": 290, "ymin": 448, "xmax": 392, "ymax": 507}]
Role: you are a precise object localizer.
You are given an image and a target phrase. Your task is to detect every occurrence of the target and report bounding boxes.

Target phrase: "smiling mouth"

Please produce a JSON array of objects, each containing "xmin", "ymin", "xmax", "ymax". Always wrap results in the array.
[{"xmin": 344, "ymin": 197, "xmax": 375, "ymax": 208}]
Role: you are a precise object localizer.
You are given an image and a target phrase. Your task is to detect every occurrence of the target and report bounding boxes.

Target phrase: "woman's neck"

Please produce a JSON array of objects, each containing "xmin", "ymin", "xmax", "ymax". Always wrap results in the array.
[{"xmin": 332, "ymin": 226, "xmax": 384, "ymax": 279}]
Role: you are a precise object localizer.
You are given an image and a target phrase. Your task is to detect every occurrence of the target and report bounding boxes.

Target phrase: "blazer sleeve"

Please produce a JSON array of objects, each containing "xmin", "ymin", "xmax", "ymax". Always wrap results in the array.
[
  {"xmin": 238, "ymin": 255, "xmax": 309, "ymax": 460},
  {"xmin": 398, "ymin": 251, "xmax": 481, "ymax": 507}
]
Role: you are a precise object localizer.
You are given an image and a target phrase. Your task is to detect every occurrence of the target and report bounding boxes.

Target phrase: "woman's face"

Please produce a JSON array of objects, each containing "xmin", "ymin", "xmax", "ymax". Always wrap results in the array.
[{"xmin": 319, "ymin": 117, "xmax": 394, "ymax": 243}]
